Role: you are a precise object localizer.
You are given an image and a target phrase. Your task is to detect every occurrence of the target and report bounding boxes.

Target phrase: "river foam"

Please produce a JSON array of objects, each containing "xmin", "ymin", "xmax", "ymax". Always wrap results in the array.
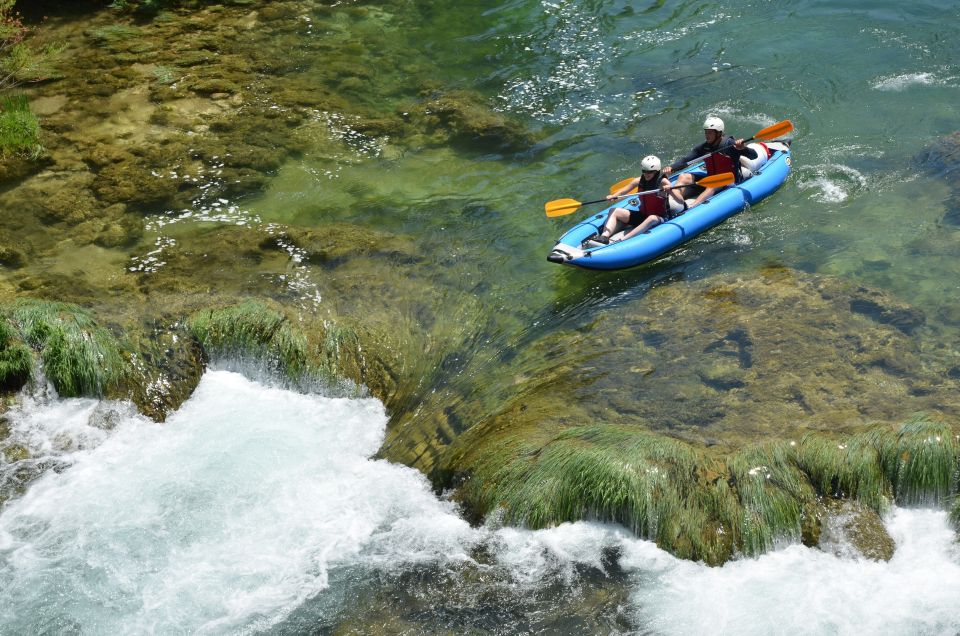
[
  {"xmin": 0, "ymin": 371, "xmax": 474, "ymax": 633},
  {"xmin": 1, "ymin": 371, "xmax": 958, "ymax": 634}
]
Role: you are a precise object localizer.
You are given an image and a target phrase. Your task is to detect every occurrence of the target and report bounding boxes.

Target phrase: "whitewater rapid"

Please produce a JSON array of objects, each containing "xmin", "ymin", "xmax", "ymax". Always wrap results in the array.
[{"xmin": 1, "ymin": 370, "xmax": 958, "ymax": 635}]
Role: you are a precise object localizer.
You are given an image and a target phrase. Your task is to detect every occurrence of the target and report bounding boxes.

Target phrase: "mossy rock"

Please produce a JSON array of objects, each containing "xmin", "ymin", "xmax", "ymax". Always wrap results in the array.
[
  {"xmin": 126, "ymin": 321, "xmax": 206, "ymax": 422},
  {"xmin": 92, "ymin": 161, "xmax": 180, "ymax": 208},
  {"xmin": 259, "ymin": 224, "xmax": 421, "ymax": 267},
  {"xmin": 409, "ymin": 89, "xmax": 537, "ymax": 152},
  {"xmin": 190, "ymin": 78, "xmax": 241, "ymax": 95},
  {"xmin": 94, "ymin": 209, "xmax": 145, "ymax": 248},
  {"xmin": 0, "ymin": 154, "xmax": 47, "ymax": 184},
  {"xmin": 815, "ymin": 497, "xmax": 896, "ymax": 561},
  {"xmin": 0, "ymin": 232, "xmax": 27, "ymax": 268},
  {"xmin": 2, "ymin": 443, "xmax": 28, "ymax": 463},
  {"xmin": 439, "ymin": 407, "xmax": 738, "ymax": 565},
  {"xmin": 187, "ymin": 300, "xmax": 312, "ymax": 381}
]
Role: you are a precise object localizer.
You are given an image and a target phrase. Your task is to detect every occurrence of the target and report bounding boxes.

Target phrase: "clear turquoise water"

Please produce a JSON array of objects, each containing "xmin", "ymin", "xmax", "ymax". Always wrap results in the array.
[{"xmin": 251, "ymin": 0, "xmax": 960, "ymax": 320}]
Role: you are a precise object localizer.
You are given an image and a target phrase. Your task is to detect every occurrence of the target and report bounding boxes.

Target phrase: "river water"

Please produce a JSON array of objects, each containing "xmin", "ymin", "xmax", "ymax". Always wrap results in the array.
[
  {"xmin": 3, "ymin": 0, "xmax": 960, "ymax": 632},
  {"xmin": 0, "ymin": 371, "xmax": 958, "ymax": 633}
]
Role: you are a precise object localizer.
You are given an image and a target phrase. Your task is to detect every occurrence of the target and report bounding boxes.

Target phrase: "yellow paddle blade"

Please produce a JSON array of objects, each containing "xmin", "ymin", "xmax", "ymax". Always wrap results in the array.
[
  {"xmin": 608, "ymin": 177, "xmax": 637, "ymax": 195},
  {"xmin": 753, "ymin": 119, "xmax": 794, "ymax": 142},
  {"xmin": 544, "ymin": 198, "xmax": 583, "ymax": 217},
  {"xmin": 696, "ymin": 172, "xmax": 736, "ymax": 188}
]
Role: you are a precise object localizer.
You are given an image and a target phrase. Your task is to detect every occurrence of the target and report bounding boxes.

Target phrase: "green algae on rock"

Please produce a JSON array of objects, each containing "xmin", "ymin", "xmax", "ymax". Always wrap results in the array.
[
  {"xmin": 441, "ymin": 412, "xmax": 958, "ymax": 563},
  {"xmin": 187, "ymin": 300, "xmax": 313, "ymax": 381},
  {"xmin": 0, "ymin": 315, "xmax": 32, "ymax": 391},
  {"xmin": 442, "ymin": 417, "xmax": 737, "ymax": 565},
  {"xmin": 2, "ymin": 298, "xmax": 126, "ymax": 397}
]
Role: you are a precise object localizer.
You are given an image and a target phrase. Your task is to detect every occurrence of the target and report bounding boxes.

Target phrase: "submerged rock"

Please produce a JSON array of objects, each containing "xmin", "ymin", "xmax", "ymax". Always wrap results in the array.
[
  {"xmin": 915, "ymin": 131, "xmax": 960, "ymax": 179},
  {"xmin": 916, "ymin": 131, "xmax": 960, "ymax": 226},
  {"xmin": 410, "ymin": 89, "xmax": 538, "ymax": 153}
]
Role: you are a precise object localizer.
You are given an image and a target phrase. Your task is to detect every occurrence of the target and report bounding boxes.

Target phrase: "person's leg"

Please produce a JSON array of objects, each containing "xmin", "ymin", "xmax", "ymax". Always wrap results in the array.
[
  {"xmin": 600, "ymin": 207, "xmax": 631, "ymax": 239},
  {"xmin": 621, "ymin": 215, "xmax": 663, "ymax": 241}
]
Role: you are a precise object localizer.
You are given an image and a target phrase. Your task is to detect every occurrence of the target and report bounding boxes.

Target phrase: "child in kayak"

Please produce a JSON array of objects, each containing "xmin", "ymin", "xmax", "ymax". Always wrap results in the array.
[
  {"xmin": 589, "ymin": 155, "xmax": 686, "ymax": 244},
  {"xmin": 664, "ymin": 116, "xmax": 758, "ymax": 209}
]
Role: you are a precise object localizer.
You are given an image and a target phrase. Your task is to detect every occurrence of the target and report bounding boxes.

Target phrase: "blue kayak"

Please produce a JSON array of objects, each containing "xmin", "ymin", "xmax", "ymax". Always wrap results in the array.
[{"xmin": 547, "ymin": 143, "xmax": 792, "ymax": 270}]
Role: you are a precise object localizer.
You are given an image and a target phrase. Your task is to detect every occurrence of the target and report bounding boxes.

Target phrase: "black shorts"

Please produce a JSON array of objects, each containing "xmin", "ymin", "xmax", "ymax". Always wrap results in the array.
[{"xmin": 627, "ymin": 208, "xmax": 651, "ymax": 226}]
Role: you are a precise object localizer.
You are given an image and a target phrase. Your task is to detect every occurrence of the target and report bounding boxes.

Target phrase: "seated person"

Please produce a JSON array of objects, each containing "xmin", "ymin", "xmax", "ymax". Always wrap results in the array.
[
  {"xmin": 590, "ymin": 155, "xmax": 685, "ymax": 244},
  {"xmin": 663, "ymin": 116, "xmax": 758, "ymax": 209}
]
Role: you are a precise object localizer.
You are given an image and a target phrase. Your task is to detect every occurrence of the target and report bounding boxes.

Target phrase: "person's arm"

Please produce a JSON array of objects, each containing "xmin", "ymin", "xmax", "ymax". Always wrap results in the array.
[
  {"xmin": 606, "ymin": 177, "xmax": 641, "ymax": 200},
  {"xmin": 729, "ymin": 136, "xmax": 758, "ymax": 160},
  {"xmin": 668, "ymin": 143, "xmax": 707, "ymax": 173},
  {"xmin": 661, "ymin": 177, "xmax": 683, "ymax": 205}
]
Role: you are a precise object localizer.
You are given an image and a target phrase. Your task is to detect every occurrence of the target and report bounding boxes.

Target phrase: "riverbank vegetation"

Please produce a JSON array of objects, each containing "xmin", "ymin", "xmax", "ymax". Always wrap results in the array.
[{"xmin": 0, "ymin": 0, "xmax": 61, "ymax": 157}]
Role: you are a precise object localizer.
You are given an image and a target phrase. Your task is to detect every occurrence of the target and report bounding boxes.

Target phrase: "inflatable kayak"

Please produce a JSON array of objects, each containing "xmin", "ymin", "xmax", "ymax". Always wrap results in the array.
[{"xmin": 547, "ymin": 142, "xmax": 792, "ymax": 270}]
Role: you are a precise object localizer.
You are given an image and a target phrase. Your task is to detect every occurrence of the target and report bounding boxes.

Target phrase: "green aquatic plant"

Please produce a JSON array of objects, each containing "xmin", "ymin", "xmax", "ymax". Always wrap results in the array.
[
  {"xmin": 89, "ymin": 24, "xmax": 142, "ymax": 46},
  {"xmin": 867, "ymin": 416, "xmax": 959, "ymax": 506},
  {"xmin": 795, "ymin": 434, "xmax": 890, "ymax": 513},
  {"xmin": 450, "ymin": 422, "xmax": 738, "ymax": 564},
  {"xmin": 4, "ymin": 299, "xmax": 126, "ymax": 397},
  {"xmin": 0, "ymin": 94, "xmax": 41, "ymax": 158},
  {"xmin": 187, "ymin": 301, "xmax": 310, "ymax": 380},
  {"xmin": 152, "ymin": 65, "xmax": 176, "ymax": 85},
  {"xmin": 0, "ymin": 315, "xmax": 32, "ymax": 390},
  {"xmin": 727, "ymin": 442, "xmax": 816, "ymax": 556}
]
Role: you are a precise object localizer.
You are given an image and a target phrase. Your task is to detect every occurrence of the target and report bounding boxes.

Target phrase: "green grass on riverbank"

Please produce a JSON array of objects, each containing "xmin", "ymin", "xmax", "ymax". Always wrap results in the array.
[{"xmin": 0, "ymin": 94, "xmax": 41, "ymax": 159}]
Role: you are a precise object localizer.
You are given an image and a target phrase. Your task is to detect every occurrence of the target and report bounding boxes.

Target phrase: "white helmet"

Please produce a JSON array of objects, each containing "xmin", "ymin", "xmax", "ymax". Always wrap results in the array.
[
  {"xmin": 640, "ymin": 155, "xmax": 661, "ymax": 172},
  {"xmin": 703, "ymin": 116, "xmax": 724, "ymax": 132}
]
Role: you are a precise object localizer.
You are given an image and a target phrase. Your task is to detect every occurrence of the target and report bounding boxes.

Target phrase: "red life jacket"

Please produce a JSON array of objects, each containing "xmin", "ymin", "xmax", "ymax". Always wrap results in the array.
[
  {"xmin": 704, "ymin": 151, "xmax": 736, "ymax": 177},
  {"xmin": 639, "ymin": 191, "xmax": 667, "ymax": 215},
  {"xmin": 636, "ymin": 174, "xmax": 667, "ymax": 215}
]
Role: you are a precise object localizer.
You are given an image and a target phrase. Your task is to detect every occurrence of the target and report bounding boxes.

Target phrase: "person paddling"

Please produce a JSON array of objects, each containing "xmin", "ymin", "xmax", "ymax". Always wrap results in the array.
[
  {"xmin": 665, "ymin": 116, "xmax": 758, "ymax": 209},
  {"xmin": 589, "ymin": 155, "xmax": 686, "ymax": 244}
]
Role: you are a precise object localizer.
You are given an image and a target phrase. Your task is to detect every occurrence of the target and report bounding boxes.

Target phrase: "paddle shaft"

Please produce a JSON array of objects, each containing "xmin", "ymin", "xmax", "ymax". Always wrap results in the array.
[{"xmin": 580, "ymin": 181, "xmax": 688, "ymax": 207}]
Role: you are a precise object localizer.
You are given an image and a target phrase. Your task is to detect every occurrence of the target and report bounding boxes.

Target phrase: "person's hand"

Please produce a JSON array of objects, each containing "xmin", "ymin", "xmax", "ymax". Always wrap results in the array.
[
  {"xmin": 733, "ymin": 138, "xmax": 746, "ymax": 149},
  {"xmin": 662, "ymin": 166, "xmax": 673, "ymax": 175},
  {"xmin": 606, "ymin": 194, "xmax": 617, "ymax": 200}
]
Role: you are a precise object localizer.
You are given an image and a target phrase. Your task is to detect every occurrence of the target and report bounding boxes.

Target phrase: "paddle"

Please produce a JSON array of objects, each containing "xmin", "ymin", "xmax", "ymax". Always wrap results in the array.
[
  {"xmin": 608, "ymin": 176, "xmax": 638, "ymax": 195},
  {"xmin": 675, "ymin": 119, "xmax": 794, "ymax": 169},
  {"xmin": 544, "ymin": 172, "xmax": 735, "ymax": 218}
]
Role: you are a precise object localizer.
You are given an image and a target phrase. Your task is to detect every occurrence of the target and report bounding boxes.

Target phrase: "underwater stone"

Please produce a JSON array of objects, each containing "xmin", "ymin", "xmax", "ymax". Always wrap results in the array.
[
  {"xmin": 848, "ymin": 294, "xmax": 925, "ymax": 335},
  {"xmin": 0, "ymin": 241, "xmax": 26, "ymax": 269},
  {"xmin": 0, "ymin": 155, "xmax": 47, "ymax": 185},
  {"xmin": 94, "ymin": 209, "xmax": 144, "ymax": 248},
  {"xmin": 915, "ymin": 131, "xmax": 960, "ymax": 179},
  {"xmin": 410, "ymin": 89, "xmax": 537, "ymax": 152},
  {"xmin": 696, "ymin": 360, "xmax": 746, "ymax": 391},
  {"xmin": 190, "ymin": 78, "xmax": 241, "ymax": 95}
]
